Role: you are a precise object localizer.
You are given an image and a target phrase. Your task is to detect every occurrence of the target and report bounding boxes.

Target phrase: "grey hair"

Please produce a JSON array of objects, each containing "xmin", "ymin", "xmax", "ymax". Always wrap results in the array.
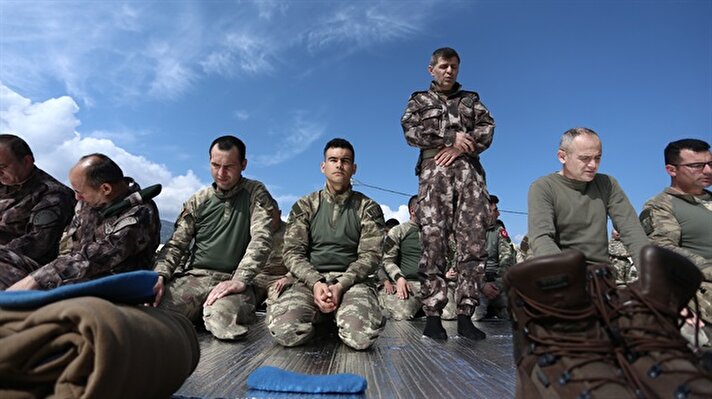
[{"xmin": 559, "ymin": 127, "xmax": 599, "ymax": 152}]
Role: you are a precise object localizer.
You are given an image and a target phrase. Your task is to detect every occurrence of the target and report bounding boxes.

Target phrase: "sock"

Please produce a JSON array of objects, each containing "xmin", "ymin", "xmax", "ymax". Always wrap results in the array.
[
  {"xmin": 457, "ymin": 315, "xmax": 486, "ymax": 340},
  {"xmin": 423, "ymin": 315, "xmax": 447, "ymax": 340}
]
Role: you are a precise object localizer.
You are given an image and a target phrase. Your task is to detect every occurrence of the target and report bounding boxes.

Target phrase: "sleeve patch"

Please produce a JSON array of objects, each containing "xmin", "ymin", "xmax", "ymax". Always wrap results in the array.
[
  {"xmin": 499, "ymin": 228, "xmax": 510, "ymax": 240},
  {"xmin": 32, "ymin": 209, "xmax": 60, "ymax": 227},
  {"xmin": 104, "ymin": 216, "xmax": 138, "ymax": 235},
  {"xmin": 639, "ymin": 209, "xmax": 654, "ymax": 236}
]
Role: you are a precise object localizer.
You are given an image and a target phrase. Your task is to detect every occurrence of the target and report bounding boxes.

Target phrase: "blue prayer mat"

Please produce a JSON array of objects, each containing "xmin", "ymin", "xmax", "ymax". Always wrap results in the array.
[{"xmin": 247, "ymin": 366, "xmax": 367, "ymax": 394}]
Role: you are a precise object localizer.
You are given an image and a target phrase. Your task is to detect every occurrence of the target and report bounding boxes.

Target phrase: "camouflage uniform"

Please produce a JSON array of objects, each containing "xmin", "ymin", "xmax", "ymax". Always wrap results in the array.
[
  {"xmin": 252, "ymin": 220, "xmax": 290, "ymax": 306},
  {"xmin": 402, "ymin": 81, "xmax": 495, "ymax": 317},
  {"xmin": 0, "ymin": 167, "xmax": 75, "ymax": 289},
  {"xmin": 474, "ymin": 220, "xmax": 515, "ymax": 320},
  {"xmin": 154, "ymin": 178, "xmax": 273, "ymax": 340},
  {"xmin": 640, "ymin": 188, "xmax": 712, "ymax": 331},
  {"xmin": 442, "ymin": 236, "xmax": 458, "ymax": 320},
  {"xmin": 267, "ymin": 187, "xmax": 386, "ymax": 350},
  {"xmin": 608, "ymin": 237, "xmax": 637, "ymax": 284},
  {"xmin": 22, "ymin": 178, "xmax": 160, "ymax": 289},
  {"xmin": 516, "ymin": 235, "xmax": 532, "ymax": 264},
  {"xmin": 379, "ymin": 220, "xmax": 423, "ymax": 321}
]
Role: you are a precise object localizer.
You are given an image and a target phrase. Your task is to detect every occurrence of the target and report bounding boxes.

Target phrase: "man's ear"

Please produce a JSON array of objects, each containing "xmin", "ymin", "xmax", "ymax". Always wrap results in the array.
[
  {"xmin": 100, "ymin": 182, "xmax": 113, "ymax": 196},
  {"xmin": 320, "ymin": 161, "xmax": 326, "ymax": 175},
  {"xmin": 665, "ymin": 164, "xmax": 676, "ymax": 178},
  {"xmin": 557, "ymin": 149, "xmax": 567, "ymax": 165},
  {"xmin": 241, "ymin": 158, "xmax": 247, "ymax": 171}
]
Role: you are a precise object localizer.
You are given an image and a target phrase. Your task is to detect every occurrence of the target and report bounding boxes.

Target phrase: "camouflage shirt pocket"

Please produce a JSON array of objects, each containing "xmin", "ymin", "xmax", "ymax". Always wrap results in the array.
[{"xmin": 418, "ymin": 106, "xmax": 444, "ymax": 132}]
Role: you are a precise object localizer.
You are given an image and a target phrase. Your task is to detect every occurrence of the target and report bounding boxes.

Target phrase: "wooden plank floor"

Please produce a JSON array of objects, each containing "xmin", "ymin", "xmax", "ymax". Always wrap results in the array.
[{"xmin": 174, "ymin": 314, "xmax": 516, "ymax": 399}]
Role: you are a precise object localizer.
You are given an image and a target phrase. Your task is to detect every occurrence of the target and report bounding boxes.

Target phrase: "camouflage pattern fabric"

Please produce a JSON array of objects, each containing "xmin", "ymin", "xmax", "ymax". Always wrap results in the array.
[
  {"xmin": 154, "ymin": 178, "xmax": 274, "ymax": 284},
  {"xmin": 0, "ymin": 168, "xmax": 75, "ymax": 288},
  {"xmin": 159, "ymin": 268, "xmax": 256, "ymax": 340},
  {"xmin": 253, "ymin": 220, "xmax": 291, "ymax": 306},
  {"xmin": 402, "ymin": 81, "xmax": 494, "ymax": 318},
  {"xmin": 379, "ymin": 280, "xmax": 423, "ymax": 321},
  {"xmin": 25, "ymin": 178, "xmax": 160, "ymax": 290},
  {"xmin": 608, "ymin": 238, "xmax": 638, "ymax": 284},
  {"xmin": 269, "ymin": 187, "xmax": 385, "ymax": 349},
  {"xmin": 516, "ymin": 235, "xmax": 532, "ymax": 264},
  {"xmin": 474, "ymin": 221, "xmax": 515, "ymax": 320},
  {"xmin": 441, "ymin": 281, "xmax": 457, "ymax": 320},
  {"xmin": 267, "ymin": 272, "xmax": 384, "ymax": 350},
  {"xmin": 640, "ymin": 188, "xmax": 712, "ymax": 330},
  {"xmin": 281, "ymin": 187, "xmax": 385, "ymax": 290},
  {"xmin": 154, "ymin": 178, "xmax": 273, "ymax": 339}
]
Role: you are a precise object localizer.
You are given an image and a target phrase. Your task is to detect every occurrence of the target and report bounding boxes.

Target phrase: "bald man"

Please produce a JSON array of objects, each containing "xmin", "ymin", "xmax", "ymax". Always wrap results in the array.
[{"xmin": 6, "ymin": 153, "xmax": 161, "ymax": 291}]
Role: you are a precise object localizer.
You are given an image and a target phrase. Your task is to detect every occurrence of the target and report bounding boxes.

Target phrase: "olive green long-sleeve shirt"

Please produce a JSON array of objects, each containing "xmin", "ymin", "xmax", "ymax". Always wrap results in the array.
[
  {"xmin": 283, "ymin": 187, "xmax": 385, "ymax": 291},
  {"xmin": 528, "ymin": 173, "xmax": 649, "ymax": 265}
]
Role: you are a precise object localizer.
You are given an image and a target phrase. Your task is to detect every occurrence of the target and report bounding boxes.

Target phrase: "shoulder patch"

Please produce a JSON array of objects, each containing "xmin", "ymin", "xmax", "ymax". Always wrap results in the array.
[
  {"xmin": 639, "ymin": 208, "xmax": 654, "ymax": 236},
  {"xmin": 32, "ymin": 209, "xmax": 60, "ymax": 227},
  {"xmin": 105, "ymin": 216, "xmax": 138, "ymax": 235},
  {"xmin": 499, "ymin": 227, "xmax": 510, "ymax": 240}
]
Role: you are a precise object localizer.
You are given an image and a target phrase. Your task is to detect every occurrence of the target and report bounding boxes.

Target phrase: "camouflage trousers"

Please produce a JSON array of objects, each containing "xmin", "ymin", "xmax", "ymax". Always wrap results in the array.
[
  {"xmin": 473, "ymin": 280, "xmax": 509, "ymax": 321},
  {"xmin": 441, "ymin": 281, "xmax": 457, "ymax": 320},
  {"xmin": 252, "ymin": 272, "xmax": 292, "ymax": 307},
  {"xmin": 159, "ymin": 268, "xmax": 256, "ymax": 340},
  {"xmin": 267, "ymin": 272, "xmax": 385, "ymax": 350},
  {"xmin": 379, "ymin": 280, "xmax": 423, "ymax": 321},
  {"xmin": 610, "ymin": 257, "xmax": 638, "ymax": 284},
  {"xmin": 0, "ymin": 248, "xmax": 41, "ymax": 290},
  {"xmin": 417, "ymin": 158, "xmax": 488, "ymax": 316}
]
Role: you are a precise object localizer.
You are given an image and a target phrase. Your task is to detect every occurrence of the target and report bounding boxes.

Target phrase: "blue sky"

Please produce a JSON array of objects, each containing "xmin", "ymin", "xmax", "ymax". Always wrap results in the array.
[{"xmin": 1, "ymin": 0, "xmax": 710, "ymax": 244}]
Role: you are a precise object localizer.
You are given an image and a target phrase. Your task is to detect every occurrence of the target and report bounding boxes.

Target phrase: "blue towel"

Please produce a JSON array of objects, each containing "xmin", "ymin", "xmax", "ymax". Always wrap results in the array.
[
  {"xmin": 0, "ymin": 270, "xmax": 158, "ymax": 309},
  {"xmin": 247, "ymin": 366, "xmax": 367, "ymax": 394}
]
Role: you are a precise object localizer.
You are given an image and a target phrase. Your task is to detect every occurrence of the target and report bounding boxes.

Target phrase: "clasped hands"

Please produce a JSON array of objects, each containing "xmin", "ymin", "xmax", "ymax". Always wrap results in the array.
[
  {"xmin": 313, "ymin": 281, "xmax": 343, "ymax": 313},
  {"xmin": 434, "ymin": 132, "xmax": 476, "ymax": 167}
]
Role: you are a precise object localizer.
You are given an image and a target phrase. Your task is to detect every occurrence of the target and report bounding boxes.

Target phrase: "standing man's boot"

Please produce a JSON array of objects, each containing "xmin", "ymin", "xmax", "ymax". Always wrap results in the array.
[
  {"xmin": 504, "ymin": 250, "xmax": 636, "ymax": 399},
  {"xmin": 589, "ymin": 245, "xmax": 712, "ymax": 398}
]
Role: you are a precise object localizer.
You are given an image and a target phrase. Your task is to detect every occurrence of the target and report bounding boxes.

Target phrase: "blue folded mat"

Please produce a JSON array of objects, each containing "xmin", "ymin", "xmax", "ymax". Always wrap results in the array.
[
  {"xmin": 0, "ymin": 270, "xmax": 158, "ymax": 309},
  {"xmin": 247, "ymin": 366, "xmax": 367, "ymax": 394}
]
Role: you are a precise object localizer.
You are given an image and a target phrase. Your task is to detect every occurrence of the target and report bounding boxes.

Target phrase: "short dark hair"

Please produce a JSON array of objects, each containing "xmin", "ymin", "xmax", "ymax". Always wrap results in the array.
[
  {"xmin": 78, "ymin": 153, "xmax": 124, "ymax": 187},
  {"xmin": 408, "ymin": 195, "xmax": 418, "ymax": 210},
  {"xmin": 385, "ymin": 218, "xmax": 400, "ymax": 229},
  {"xmin": 210, "ymin": 135, "xmax": 246, "ymax": 162},
  {"xmin": 323, "ymin": 138, "xmax": 355, "ymax": 161},
  {"xmin": 489, "ymin": 194, "xmax": 499, "ymax": 204},
  {"xmin": 0, "ymin": 134, "xmax": 34, "ymax": 162},
  {"xmin": 430, "ymin": 47, "xmax": 460, "ymax": 66},
  {"xmin": 664, "ymin": 138, "xmax": 710, "ymax": 165}
]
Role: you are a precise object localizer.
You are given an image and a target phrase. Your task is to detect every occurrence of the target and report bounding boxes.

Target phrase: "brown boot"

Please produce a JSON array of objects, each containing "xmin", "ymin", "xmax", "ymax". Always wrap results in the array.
[
  {"xmin": 588, "ymin": 245, "xmax": 712, "ymax": 398},
  {"xmin": 504, "ymin": 250, "xmax": 636, "ymax": 399}
]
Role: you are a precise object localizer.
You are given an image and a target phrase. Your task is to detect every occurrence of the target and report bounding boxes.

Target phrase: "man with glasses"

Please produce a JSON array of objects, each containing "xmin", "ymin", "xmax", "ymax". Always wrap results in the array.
[
  {"xmin": 528, "ymin": 127, "xmax": 649, "ymax": 265},
  {"xmin": 640, "ymin": 138, "xmax": 712, "ymax": 343}
]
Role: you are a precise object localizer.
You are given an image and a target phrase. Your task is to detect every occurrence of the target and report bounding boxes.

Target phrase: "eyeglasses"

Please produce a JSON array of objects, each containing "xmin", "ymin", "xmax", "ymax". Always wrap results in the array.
[{"xmin": 674, "ymin": 161, "xmax": 712, "ymax": 171}]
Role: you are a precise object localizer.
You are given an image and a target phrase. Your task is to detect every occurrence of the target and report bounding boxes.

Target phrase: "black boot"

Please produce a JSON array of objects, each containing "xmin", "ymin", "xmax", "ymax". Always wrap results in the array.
[
  {"xmin": 457, "ymin": 315, "xmax": 486, "ymax": 340},
  {"xmin": 423, "ymin": 316, "xmax": 447, "ymax": 340}
]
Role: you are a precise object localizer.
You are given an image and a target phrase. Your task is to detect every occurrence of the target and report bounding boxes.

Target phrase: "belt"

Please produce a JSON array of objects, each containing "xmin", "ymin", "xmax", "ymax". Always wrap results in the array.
[{"xmin": 421, "ymin": 148, "xmax": 441, "ymax": 159}]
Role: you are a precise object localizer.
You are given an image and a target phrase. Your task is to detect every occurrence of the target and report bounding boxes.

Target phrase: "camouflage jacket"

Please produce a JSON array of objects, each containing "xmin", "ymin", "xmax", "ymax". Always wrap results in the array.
[
  {"xmin": 0, "ymin": 167, "xmax": 75, "ymax": 264},
  {"xmin": 262, "ymin": 220, "xmax": 287, "ymax": 276},
  {"xmin": 382, "ymin": 220, "xmax": 420, "ymax": 282},
  {"xmin": 484, "ymin": 220, "xmax": 515, "ymax": 284},
  {"xmin": 640, "ymin": 188, "xmax": 712, "ymax": 270},
  {"xmin": 31, "ymin": 178, "xmax": 161, "ymax": 289},
  {"xmin": 154, "ymin": 178, "xmax": 273, "ymax": 284},
  {"xmin": 401, "ymin": 81, "xmax": 495, "ymax": 157},
  {"xmin": 283, "ymin": 186, "xmax": 385, "ymax": 290}
]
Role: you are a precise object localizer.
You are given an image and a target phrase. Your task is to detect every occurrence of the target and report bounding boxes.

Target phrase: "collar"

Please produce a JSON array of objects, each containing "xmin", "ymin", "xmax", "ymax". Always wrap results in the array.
[
  {"xmin": 212, "ymin": 178, "xmax": 245, "ymax": 200},
  {"xmin": 663, "ymin": 187, "xmax": 712, "ymax": 204},
  {"xmin": 322, "ymin": 185, "xmax": 353, "ymax": 205}
]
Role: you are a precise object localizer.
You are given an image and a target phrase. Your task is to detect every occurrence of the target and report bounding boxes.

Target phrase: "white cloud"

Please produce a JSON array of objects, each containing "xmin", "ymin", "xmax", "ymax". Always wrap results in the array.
[
  {"xmin": 0, "ymin": 83, "xmax": 206, "ymax": 221},
  {"xmin": 234, "ymin": 109, "xmax": 250, "ymax": 120},
  {"xmin": 380, "ymin": 203, "xmax": 410, "ymax": 223},
  {"xmin": 253, "ymin": 113, "xmax": 326, "ymax": 166}
]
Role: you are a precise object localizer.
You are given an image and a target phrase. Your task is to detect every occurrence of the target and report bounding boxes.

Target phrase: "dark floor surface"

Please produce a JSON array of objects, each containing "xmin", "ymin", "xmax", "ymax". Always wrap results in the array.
[{"xmin": 174, "ymin": 315, "xmax": 516, "ymax": 399}]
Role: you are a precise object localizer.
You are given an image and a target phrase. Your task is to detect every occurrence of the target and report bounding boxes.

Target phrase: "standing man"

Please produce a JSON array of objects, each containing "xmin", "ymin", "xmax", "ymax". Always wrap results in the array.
[
  {"xmin": 474, "ymin": 195, "xmax": 515, "ymax": 321},
  {"xmin": 153, "ymin": 135, "xmax": 274, "ymax": 341},
  {"xmin": 6, "ymin": 153, "xmax": 161, "ymax": 290},
  {"xmin": 0, "ymin": 134, "xmax": 75, "ymax": 289},
  {"xmin": 528, "ymin": 127, "xmax": 649, "ymax": 265},
  {"xmin": 401, "ymin": 47, "xmax": 494, "ymax": 340},
  {"xmin": 267, "ymin": 138, "xmax": 386, "ymax": 350},
  {"xmin": 639, "ymin": 138, "xmax": 712, "ymax": 341}
]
